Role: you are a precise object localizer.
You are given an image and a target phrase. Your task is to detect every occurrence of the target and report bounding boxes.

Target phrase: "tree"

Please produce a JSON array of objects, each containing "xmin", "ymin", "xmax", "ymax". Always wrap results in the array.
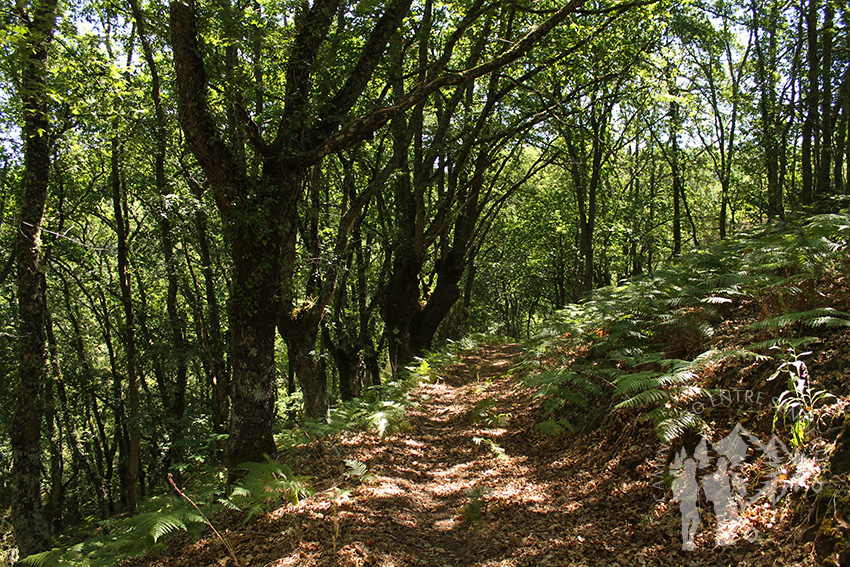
[
  {"xmin": 169, "ymin": 0, "xmax": 589, "ymax": 465},
  {"xmin": 682, "ymin": 1, "xmax": 751, "ymax": 238},
  {"xmin": 751, "ymin": 0, "xmax": 785, "ymax": 219},
  {"xmin": 10, "ymin": 0, "xmax": 60, "ymax": 556}
]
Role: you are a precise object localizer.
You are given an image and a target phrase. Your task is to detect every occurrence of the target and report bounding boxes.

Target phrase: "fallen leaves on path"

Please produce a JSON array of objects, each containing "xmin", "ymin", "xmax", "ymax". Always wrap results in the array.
[{"xmin": 129, "ymin": 344, "xmax": 821, "ymax": 567}]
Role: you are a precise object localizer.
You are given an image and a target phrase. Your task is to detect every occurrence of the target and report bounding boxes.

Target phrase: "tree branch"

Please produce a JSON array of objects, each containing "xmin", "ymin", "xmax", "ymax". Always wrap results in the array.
[
  {"xmin": 317, "ymin": 0, "xmax": 413, "ymax": 129},
  {"xmin": 169, "ymin": 0, "xmax": 241, "ymax": 205},
  {"xmin": 289, "ymin": 0, "xmax": 588, "ymax": 166}
]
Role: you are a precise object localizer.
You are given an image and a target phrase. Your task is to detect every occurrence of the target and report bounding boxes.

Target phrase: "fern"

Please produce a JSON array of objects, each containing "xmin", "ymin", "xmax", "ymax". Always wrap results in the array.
[
  {"xmin": 18, "ymin": 493, "xmax": 215, "ymax": 567},
  {"xmin": 226, "ymin": 458, "xmax": 313, "ymax": 522},
  {"xmin": 18, "ymin": 552, "xmax": 54, "ymax": 567},
  {"xmin": 522, "ymin": 368, "xmax": 603, "ymax": 416},
  {"xmin": 535, "ymin": 419, "xmax": 573, "ymax": 437},
  {"xmin": 615, "ymin": 388, "xmax": 670, "ymax": 410},
  {"xmin": 133, "ymin": 508, "xmax": 201, "ymax": 543},
  {"xmin": 747, "ymin": 336, "xmax": 819, "ymax": 352},
  {"xmin": 472, "ymin": 437, "xmax": 508, "ymax": 461},
  {"xmin": 615, "ymin": 370, "xmax": 663, "ymax": 394},
  {"xmin": 518, "ymin": 213, "xmax": 850, "ymax": 445},
  {"xmin": 745, "ymin": 308, "xmax": 850, "ymax": 332},
  {"xmin": 647, "ymin": 407, "xmax": 706, "ymax": 444}
]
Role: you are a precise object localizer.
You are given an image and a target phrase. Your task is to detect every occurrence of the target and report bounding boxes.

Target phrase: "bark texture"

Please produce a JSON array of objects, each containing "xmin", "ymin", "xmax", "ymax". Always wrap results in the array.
[{"xmin": 11, "ymin": 0, "xmax": 59, "ymax": 557}]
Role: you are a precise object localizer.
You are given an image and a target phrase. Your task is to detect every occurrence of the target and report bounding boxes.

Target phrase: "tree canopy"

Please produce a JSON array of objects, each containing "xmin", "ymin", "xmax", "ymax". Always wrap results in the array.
[{"xmin": 0, "ymin": 0, "xmax": 848, "ymax": 561}]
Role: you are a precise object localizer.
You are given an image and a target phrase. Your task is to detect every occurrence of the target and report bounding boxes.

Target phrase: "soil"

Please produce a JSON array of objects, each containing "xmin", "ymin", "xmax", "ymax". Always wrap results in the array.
[{"xmin": 127, "ymin": 343, "xmax": 826, "ymax": 567}]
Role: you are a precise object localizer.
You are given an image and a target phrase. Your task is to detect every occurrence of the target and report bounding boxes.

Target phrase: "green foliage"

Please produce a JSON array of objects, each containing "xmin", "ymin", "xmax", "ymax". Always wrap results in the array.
[
  {"xmin": 289, "ymin": 339, "xmax": 480, "ymax": 445},
  {"xmin": 343, "ymin": 459, "xmax": 376, "ymax": 483},
  {"xmin": 19, "ymin": 459, "xmax": 312, "ymax": 567},
  {"xmin": 519, "ymin": 214, "xmax": 850, "ymax": 443},
  {"xmin": 645, "ymin": 407, "xmax": 707, "ymax": 445},
  {"xmin": 294, "ymin": 381, "xmax": 414, "ymax": 443},
  {"xmin": 521, "ymin": 367, "xmax": 603, "ymax": 426},
  {"xmin": 460, "ymin": 486, "xmax": 491, "ymax": 523},
  {"xmin": 465, "ymin": 393, "xmax": 513, "ymax": 427},
  {"xmin": 19, "ymin": 492, "xmax": 210, "ymax": 567},
  {"xmin": 746, "ymin": 308, "xmax": 850, "ymax": 333},
  {"xmin": 223, "ymin": 459, "xmax": 313, "ymax": 523},
  {"xmin": 770, "ymin": 350, "xmax": 836, "ymax": 448},
  {"xmin": 535, "ymin": 418, "xmax": 573, "ymax": 438},
  {"xmin": 472, "ymin": 436, "xmax": 508, "ymax": 462}
]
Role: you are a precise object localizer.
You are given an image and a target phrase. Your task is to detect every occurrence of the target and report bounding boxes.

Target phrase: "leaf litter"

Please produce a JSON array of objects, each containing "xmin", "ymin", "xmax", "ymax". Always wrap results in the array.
[{"xmin": 126, "ymin": 343, "xmax": 828, "ymax": 567}]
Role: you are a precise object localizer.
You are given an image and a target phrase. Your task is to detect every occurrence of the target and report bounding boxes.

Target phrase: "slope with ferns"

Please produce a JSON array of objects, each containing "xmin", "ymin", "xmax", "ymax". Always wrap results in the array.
[
  {"xmin": 19, "ymin": 214, "xmax": 850, "ymax": 567},
  {"xmin": 519, "ymin": 212, "xmax": 850, "ymax": 565}
]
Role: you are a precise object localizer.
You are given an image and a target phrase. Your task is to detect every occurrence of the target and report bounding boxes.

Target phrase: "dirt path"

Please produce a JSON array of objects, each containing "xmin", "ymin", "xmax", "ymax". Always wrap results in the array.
[
  {"xmin": 137, "ymin": 344, "xmax": 818, "ymax": 567},
  {"xmin": 260, "ymin": 342, "xmax": 668, "ymax": 567}
]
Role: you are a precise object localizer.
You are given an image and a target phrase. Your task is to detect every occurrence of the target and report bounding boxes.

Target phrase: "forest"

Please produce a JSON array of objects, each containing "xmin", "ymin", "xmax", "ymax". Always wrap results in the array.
[{"xmin": 1, "ymin": 0, "xmax": 849, "ymax": 565}]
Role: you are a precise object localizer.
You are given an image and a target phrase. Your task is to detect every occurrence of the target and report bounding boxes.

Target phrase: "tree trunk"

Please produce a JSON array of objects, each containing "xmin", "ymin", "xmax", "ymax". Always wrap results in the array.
[
  {"xmin": 287, "ymin": 320, "xmax": 329, "ymax": 420},
  {"xmin": 189, "ymin": 184, "xmax": 230, "ymax": 433},
  {"xmin": 111, "ymin": 136, "xmax": 140, "ymax": 513},
  {"xmin": 356, "ymin": 228, "xmax": 382, "ymax": 387},
  {"xmin": 410, "ymin": 250, "xmax": 466, "ymax": 355},
  {"xmin": 801, "ymin": 0, "xmax": 819, "ymax": 205},
  {"xmin": 816, "ymin": 1, "xmax": 833, "ymax": 196},
  {"xmin": 11, "ymin": 0, "xmax": 59, "ymax": 556},
  {"xmin": 835, "ymin": 64, "xmax": 850, "ymax": 193},
  {"xmin": 130, "ymin": 0, "xmax": 189, "ymax": 476},
  {"xmin": 764, "ymin": 5, "xmax": 783, "ymax": 220},
  {"xmin": 670, "ymin": 101, "xmax": 683, "ymax": 256},
  {"xmin": 44, "ymin": 300, "xmax": 64, "ymax": 534},
  {"xmin": 58, "ymin": 274, "xmax": 112, "ymax": 518},
  {"xmin": 226, "ymin": 219, "xmax": 282, "ymax": 464}
]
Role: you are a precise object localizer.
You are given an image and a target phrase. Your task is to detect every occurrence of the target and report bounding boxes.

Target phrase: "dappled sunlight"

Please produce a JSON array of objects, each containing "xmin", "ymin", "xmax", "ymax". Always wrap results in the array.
[
  {"xmin": 359, "ymin": 481, "xmax": 407, "ymax": 498},
  {"xmin": 126, "ymin": 343, "xmax": 829, "ymax": 566}
]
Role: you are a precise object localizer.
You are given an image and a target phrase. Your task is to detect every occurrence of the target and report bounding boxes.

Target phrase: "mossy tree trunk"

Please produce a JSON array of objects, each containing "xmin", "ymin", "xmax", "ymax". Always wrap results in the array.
[{"xmin": 11, "ymin": 0, "xmax": 60, "ymax": 557}]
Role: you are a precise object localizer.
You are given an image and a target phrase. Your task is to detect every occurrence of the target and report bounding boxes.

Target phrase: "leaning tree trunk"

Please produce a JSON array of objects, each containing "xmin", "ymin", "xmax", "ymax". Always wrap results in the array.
[
  {"xmin": 130, "ymin": 0, "xmax": 189, "ymax": 475},
  {"xmin": 11, "ymin": 0, "xmax": 59, "ymax": 557},
  {"xmin": 188, "ymin": 180, "xmax": 229, "ymax": 433},
  {"xmin": 409, "ymin": 249, "xmax": 466, "ymax": 355}
]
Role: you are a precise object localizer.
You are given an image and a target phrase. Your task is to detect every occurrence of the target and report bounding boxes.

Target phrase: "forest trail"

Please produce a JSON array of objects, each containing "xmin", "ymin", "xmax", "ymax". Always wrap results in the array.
[{"xmin": 138, "ymin": 344, "xmax": 816, "ymax": 567}]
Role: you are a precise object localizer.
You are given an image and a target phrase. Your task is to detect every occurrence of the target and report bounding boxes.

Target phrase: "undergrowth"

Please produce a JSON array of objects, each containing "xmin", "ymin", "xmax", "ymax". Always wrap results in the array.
[
  {"xmin": 520, "ymin": 213, "xmax": 850, "ymax": 443},
  {"xmin": 20, "ymin": 336, "xmax": 482, "ymax": 567},
  {"xmin": 20, "ymin": 460, "xmax": 311, "ymax": 567}
]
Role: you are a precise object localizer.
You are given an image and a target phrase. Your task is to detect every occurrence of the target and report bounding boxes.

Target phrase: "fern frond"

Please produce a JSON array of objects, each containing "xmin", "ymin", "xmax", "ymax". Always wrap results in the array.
[
  {"xmin": 745, "ymin": 308, "xmax": 850, "ymax": 331},
  {"xmin": 18, "ymin": 551, "xmax": 58, "ymax": 567},
  {"xmin": 807, "ymin": 316, "xmax": 850, "ymax": 328},
  {"xmin": 615, "ymin": 371, "xmax": 662, "ymax": 394},
  {"xmin": 143, "ymin": 512, "xmax": 186, "ymax": 543},
  {"xmin": 702, "ymin": 296, "xmax": 733, "ymax": 304},
  {"xmin": 614, "ymin": 388, "xmax": 669, "ymax": 410},
  {"xmin": 655, "ymin": 410, "xmax": 705, "ymax": 444},
  {"xmin": 344, "ymin": 459, "xmax": 368, "ymax": 478},
  {"xmin": 535, "ymin": 419, "xmax": 573, "ymax": 438},
  {"xmin": 747, "ymin": 336, "xmax": 819, "ymax": 352}
]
